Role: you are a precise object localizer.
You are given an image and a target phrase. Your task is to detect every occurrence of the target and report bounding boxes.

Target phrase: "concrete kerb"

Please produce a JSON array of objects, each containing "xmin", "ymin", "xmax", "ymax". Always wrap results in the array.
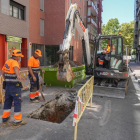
[{"xmin": 129, "ymin": 66, "xmax": 140, "ymax": 84}]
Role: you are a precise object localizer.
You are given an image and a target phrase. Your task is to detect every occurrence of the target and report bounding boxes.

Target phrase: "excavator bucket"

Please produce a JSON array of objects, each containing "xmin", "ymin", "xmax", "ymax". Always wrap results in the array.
[{"xmin": 57, "ymin": 63, "xmax": 75, "ymax": 82}]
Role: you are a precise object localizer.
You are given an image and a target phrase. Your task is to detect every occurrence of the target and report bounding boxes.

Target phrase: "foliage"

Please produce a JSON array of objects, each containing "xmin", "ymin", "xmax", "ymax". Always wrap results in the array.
[
  {"xmin": 120, "ymin": 21, "xmax": 134, "ymax": 55},
  {"xmin": 102, "ymin": 19, "xmax": 134, "ymax": 55},
  {"xmin": 102, "ymin": 18, "xmax": 120, "ymax": 35},
  {"xmin": 132, "ymin": 49, "xmax": 136, "ymax": 55}
]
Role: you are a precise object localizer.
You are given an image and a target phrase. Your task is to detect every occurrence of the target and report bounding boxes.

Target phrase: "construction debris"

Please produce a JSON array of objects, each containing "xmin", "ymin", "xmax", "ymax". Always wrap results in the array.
[{"xmin": 28, "ymin": 90, "xmax": 77, "ymax": 123}]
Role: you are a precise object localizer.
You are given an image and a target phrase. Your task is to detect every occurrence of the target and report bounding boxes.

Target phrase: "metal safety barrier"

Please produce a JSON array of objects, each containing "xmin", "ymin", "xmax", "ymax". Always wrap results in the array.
[
  {"xmin": 0, "ymin": 75, "xmax": 4, "ymax": 107},
  {"xmin": 74, "ymin": 76, "xmax": 94, "ymax": 140},
  {"xmin": 20, "ymin": 70, "xmax": 30, "ymax": 90}
]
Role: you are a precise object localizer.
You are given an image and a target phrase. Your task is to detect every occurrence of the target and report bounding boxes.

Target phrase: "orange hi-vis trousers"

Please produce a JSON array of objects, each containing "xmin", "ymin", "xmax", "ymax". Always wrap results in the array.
[
  {"xmin": 2, "ymin": 84, "xmax": 22, "ymax": 123},
  {"xmin": 98, "ymin": 58, "xmax": 104, "ymax": 66}
]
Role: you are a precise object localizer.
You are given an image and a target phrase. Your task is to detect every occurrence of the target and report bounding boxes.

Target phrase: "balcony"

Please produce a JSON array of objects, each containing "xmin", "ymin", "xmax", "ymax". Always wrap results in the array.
[
  {"xmin": 87, "ymin": 17, "xmax": 98, "ymax": 28},
  {"xmin": 88, "ymin": 1, "xmax": 98, "ymax": 15},
  {"xmin": 88, "ymin": 33, "xmax": 94, "ymax": 42}
]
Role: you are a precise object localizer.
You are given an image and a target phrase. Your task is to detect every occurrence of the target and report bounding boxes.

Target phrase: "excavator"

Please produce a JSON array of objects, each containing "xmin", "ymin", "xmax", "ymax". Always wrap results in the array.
[{"xmin": 57, "ymin": 3, "xmax": 129, "ymax": 99}]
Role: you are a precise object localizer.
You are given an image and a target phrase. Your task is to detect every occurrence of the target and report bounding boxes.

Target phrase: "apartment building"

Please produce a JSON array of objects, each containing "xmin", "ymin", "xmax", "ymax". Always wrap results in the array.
[
  {"xmin": 0, "ymin": 0, "xmax": 29, "ymax": 70},
  {"xmin": 29, "ymin": 0, "xmax": 103, "ymax": 66},
  {"xmin": 0, "ymin": 0, "xmax": 103, "ymax": 69},
  {"xmin": 134, "ymin": 0, "xmax": 140, "ymax": 63}
]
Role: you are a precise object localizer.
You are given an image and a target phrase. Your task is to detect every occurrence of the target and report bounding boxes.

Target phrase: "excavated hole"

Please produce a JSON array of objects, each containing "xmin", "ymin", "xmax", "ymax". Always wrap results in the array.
[{"xmin": 27, "ymin": 90, "xmax": 77, "ymax": 123}]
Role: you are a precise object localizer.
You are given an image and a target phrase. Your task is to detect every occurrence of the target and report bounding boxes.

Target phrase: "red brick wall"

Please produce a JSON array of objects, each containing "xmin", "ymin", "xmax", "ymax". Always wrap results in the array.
[
  {"xmin": 45, "ymin": 0, "xmax": 65, "ymax": 45},
  {"xmin": 29, "ymin": 0, "xmax": 45, "ymax": 44}
]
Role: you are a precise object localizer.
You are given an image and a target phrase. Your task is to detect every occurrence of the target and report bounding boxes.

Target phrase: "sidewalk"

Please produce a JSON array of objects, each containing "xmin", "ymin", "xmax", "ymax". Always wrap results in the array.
[
  {"xmin": 129, "ymin": 62, "xmax": 140, "ymax": 83},
  {"xmin": 0, "ymin": 74, "xmax": 140, "ymax": 140}
]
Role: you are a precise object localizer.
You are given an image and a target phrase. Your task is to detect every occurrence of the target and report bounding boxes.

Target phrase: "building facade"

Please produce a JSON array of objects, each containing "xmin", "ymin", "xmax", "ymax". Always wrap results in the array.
[
  {"xmin": 0, "ymin": 0, "xmax": 29, "ymax": 69},
  {"xmin": 0, "ymin": 0, "xmax": 103, "ymax": 69},
  {"xmin": 87, "ymin": 0, "xmax": 103, "ymax": 56},
  {"xmin": 29, "ymin": 0, "xmax": 103, "ymax": 66},
  {"xmin": 134, "ymin": 0, "xmax": 140, "ymax": 63}
]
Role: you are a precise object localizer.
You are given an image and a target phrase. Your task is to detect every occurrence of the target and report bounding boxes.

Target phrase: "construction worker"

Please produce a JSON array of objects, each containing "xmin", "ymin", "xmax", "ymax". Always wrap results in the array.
[
  {"xmin": 2, "ymin": 49, "xmax": 26, "ymax": 125},
  {"xmin": 28, "ymin": 49, "xmax": 45, "ymax": 103},
  {"xmin": 98, "ymin": 39, "xmax": 111, "ymax": 68}
]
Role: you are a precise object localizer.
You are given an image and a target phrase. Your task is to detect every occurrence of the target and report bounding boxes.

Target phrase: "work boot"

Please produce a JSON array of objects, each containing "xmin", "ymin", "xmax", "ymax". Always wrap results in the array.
[
  {"xmin": 2, "ymin": 116, "xmax": 11, "ymax": 124},
  {"xmin": 13, "ymin": 120, "xmax": 27, "ymax": 126},
  {"xmin": 31, "ymin": 100, "xmax": 39, "ymax": 103}
]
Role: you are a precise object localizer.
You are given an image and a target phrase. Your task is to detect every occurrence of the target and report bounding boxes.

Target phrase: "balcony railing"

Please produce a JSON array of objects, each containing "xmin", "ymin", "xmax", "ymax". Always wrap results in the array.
[
  {"xmin": 88, "ymin": 34, "xmax": 94, "ymax": 41},
  {"xmin": 87, "ymin": 18, "xmax": 98, "ymax": 28},
  {"xmin": 88, "ymin": 1, "xmax": 98, "ymax": 15},
  {"xmin": 88, "ymin": 33, "xmax": 96, "ymax": 41}
]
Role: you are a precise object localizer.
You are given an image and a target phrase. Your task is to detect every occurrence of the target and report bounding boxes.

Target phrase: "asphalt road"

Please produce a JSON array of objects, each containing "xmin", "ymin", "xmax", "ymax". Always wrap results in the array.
[{"xmin": 0, "ymin": 72, "xmax": 140, "ymax": 140}]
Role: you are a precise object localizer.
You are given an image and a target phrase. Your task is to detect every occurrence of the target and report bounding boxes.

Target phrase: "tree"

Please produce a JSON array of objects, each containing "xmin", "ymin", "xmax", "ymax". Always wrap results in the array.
[
  {"xmin": 132, "ymin": 49, "xmax": 136, "ymax": 55},
  {"xmin": 102, "ymin": 18, "xmax": 120, "ymax": 35},
  {"xmin": 102, "ymin": 19, "xmax": 134, "ymax": 55},
  {"xmin": 119, "ymin": 21, "xmax": 134, "ymax": 55}
]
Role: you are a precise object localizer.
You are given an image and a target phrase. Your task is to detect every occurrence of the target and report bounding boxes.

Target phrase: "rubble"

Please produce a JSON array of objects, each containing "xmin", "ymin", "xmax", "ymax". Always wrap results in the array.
[{"xmin": 28, "ymin": 90, "xmax": 77, "ymax": 123}]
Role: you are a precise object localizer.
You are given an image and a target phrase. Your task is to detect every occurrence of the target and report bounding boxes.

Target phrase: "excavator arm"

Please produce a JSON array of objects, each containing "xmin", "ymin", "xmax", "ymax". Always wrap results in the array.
[{"xmin": 57, "ymin": 3, "xmax": 93, "ymax": 82}]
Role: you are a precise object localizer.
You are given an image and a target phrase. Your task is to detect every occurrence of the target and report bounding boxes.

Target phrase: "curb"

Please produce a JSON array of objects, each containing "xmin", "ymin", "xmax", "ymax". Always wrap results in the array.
[{"xmin": 129, "ymin": 66, "xmax": 140, "ymax": 84}]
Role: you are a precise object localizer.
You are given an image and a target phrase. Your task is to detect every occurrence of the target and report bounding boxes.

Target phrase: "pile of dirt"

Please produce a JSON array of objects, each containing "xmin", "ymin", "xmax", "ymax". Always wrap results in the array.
[
  {"xmin": 53, "ymin": 60, "xmax": 83, "ymax": 68},
  {"xmin": 27, "ymin": 90, "xmax": 77, "ymax": 123}
]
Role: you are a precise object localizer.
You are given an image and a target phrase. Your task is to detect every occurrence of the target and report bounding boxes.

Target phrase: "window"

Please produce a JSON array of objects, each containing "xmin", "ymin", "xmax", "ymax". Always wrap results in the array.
[
  {"xmin": 40, "ymin": 19, "xmax": 44, "ymax": 36},
  {"xmin": 10, "ymin": 0, "xmax": 25, "ymax": 20},
  {"xmin": 118, "ymin": 38, "xmax": 122, "ymax": 55},
  {"xmin": 13, "ymin": 6, "xmax": 18, "ymax": 18},
  {"xmin": 110, "ymin": 38, "xmax": 123, "ymax": 69},
  {"xmin": 111, "ymin": 38, "xmax": 117, "ymax": 55},
  {"xmin": 45, "ymin": 45, "xmax": 59, "ymax": 65},
  {"xmin": 40, "ymin": 0, "xmax": 44, "ymax": 12}
]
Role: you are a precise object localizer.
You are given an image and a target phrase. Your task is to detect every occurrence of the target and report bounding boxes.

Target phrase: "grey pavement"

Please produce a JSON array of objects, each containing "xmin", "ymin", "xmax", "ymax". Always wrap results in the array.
[
  {"xmin": 129, "ymin": 62, "xmax": 140, "ymax": 83},
  {"xmin": 0, "ymin": 71, "xmax": 140, "ymax": 140}
]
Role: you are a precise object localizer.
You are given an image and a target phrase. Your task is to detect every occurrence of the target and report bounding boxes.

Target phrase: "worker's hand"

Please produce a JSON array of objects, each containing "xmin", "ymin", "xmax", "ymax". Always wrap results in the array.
[
  {"xmin": 102, "ymin": 52, "xmax": 105, "ymax": 54},
  {"xmin": 42, "ymin": 70, "xmax": 45, "ymax": 73},
  {"xmin": 33, "ymin": 76, "xmax": 37, "ymax": 81},
  {"xmin": 17, "ymin": 75, "xmax": 21, "ymax": 81}
]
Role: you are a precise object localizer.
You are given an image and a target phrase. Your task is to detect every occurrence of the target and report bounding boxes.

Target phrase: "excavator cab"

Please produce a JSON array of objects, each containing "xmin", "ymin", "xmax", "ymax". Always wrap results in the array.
[
  {"xmin": 94, "ymin": 35, "xmax": 124, "ymax": 72},
  {"xmin": 92, "ymin": 35, "xmax": 129, "ymax": 98}
]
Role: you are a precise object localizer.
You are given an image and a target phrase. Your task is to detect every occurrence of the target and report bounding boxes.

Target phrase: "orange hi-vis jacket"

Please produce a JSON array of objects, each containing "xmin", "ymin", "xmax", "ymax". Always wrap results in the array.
[
  {"xmin": 28, "ymin": 56, "xmax": 40, "ymax": 73},
  {"xmin": 2, "ymin": 58, "xmax": 20, "ymax": 83},
  {"xmin": 107, "ymin": 45, "xmax": 110, "ymax": 52}
]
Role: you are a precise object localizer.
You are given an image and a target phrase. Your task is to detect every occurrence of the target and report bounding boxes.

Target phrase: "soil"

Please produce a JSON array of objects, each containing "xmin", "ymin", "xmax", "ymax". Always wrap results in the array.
[
  {"xmin": 28, "ymin": 90, "xmax": 77, "ymax": 123},
  {"xmin": 53, "ymin": 60, "xmax": 83, "ymax": 68}
]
